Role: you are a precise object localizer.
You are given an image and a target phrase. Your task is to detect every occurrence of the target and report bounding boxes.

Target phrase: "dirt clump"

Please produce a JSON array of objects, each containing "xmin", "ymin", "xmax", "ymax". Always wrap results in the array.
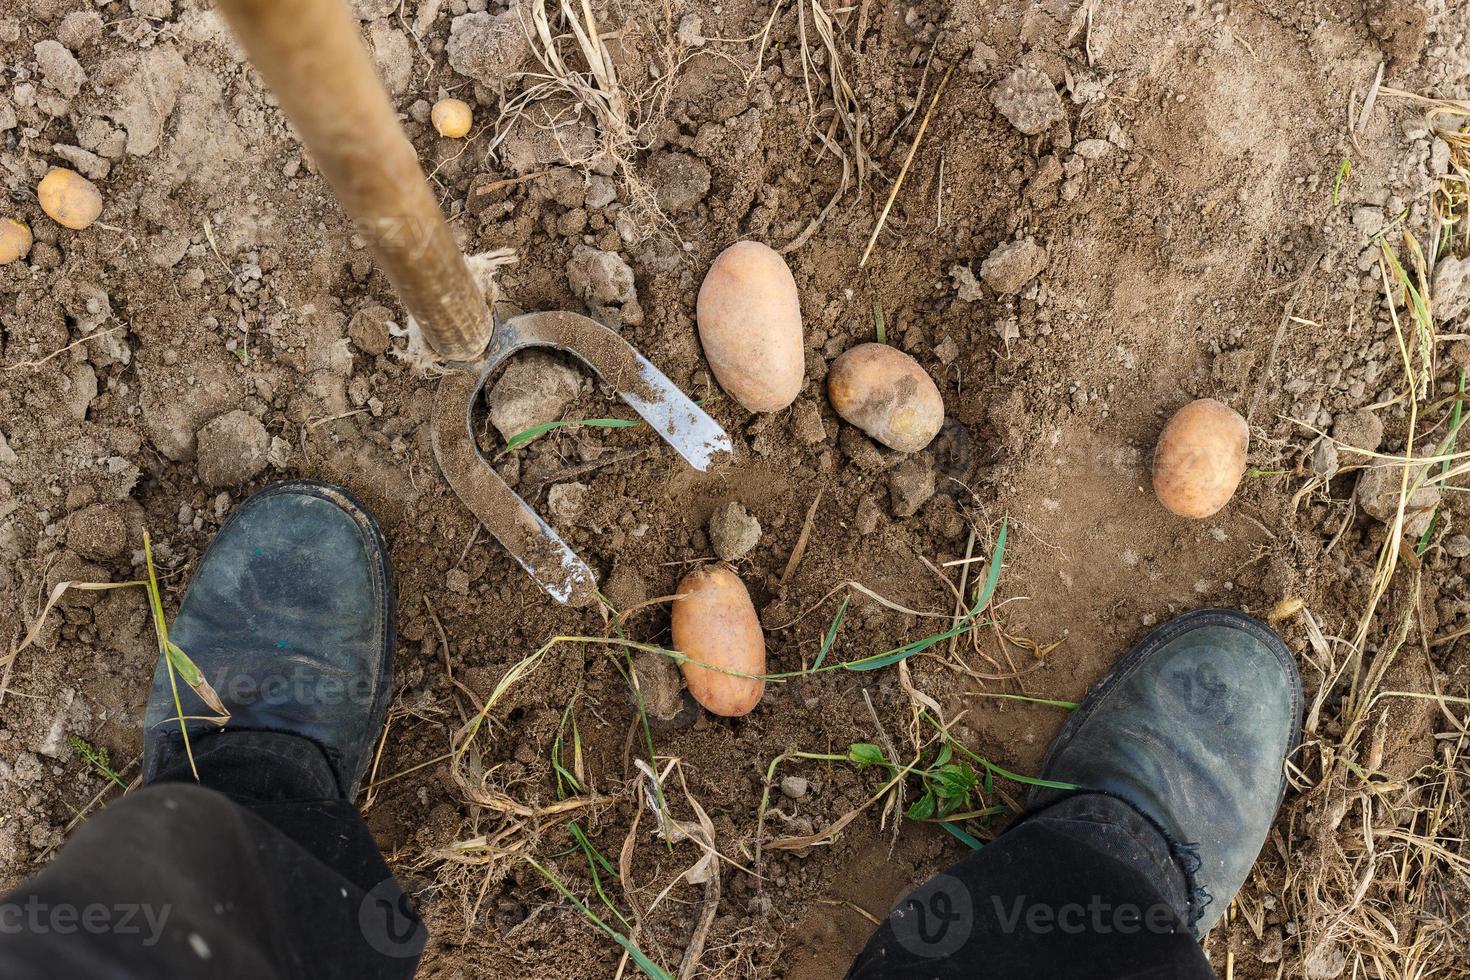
[
  {"xmin": 708, "ymin": 500, "xmax": 761, "ymax": 562},
  {"xmin": 991, "ymin": 66, "xmax": 1064, "ymax": 135},
  {"xmin": 195, "ymin": 411, "xmax": 270, "ymax": 487},
  {"xmin": 446, "ymin": 8, "xmax": 532, "ymax": 86},
  {"xmin": 979, "ymin": 237, "xmax": 1048, "ymax": 295}
]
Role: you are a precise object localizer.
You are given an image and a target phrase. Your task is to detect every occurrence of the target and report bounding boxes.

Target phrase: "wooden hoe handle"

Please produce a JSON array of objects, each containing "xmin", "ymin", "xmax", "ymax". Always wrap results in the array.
[{"xmin": 215, "ymin": 0, "xmax": 493, "ymax": 362}]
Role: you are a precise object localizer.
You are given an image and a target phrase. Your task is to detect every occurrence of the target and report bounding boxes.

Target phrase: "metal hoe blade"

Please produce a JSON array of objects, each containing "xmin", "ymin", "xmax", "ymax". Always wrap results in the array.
[{"xmin": 431, "ymin": 310, "xmax": 731, "ymax": 606}]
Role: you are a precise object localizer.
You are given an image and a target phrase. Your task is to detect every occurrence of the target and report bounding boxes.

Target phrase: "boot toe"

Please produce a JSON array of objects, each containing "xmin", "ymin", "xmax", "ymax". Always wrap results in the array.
[
  {"xmin": 1033, "ymin": 610, "xmax": 1302, "ymax": 935},
  {"xmin": 143, "ymin": 481, "xmax": 394, "ymax": 796}
]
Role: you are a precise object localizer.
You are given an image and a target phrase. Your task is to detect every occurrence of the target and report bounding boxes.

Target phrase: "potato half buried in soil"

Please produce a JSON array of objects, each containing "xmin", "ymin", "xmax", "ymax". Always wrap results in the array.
[
  {"xmin": 827, "ymin": 343, "xmax": 944, "ymax": 452},
  {"xmin": 1152, "ymin": 398, "xmax": 1249, "ymax": 518},
  {"xmin": 671, "ymin": 564, "xmax": 765, "ymax": 716},
  {"xmin": 696, "ymin": 241, "xmax": 804, "ymax": 412}
]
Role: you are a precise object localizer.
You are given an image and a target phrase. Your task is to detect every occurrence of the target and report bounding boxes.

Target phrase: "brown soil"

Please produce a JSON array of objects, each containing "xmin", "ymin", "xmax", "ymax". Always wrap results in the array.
[{"xmin": 2, "ymin": 0, "xmax": 1469, "ymax": 977}]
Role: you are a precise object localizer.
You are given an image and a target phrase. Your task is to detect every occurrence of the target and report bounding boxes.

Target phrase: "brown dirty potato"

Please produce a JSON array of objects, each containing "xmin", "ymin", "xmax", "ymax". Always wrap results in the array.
[
  {"xmin": 0, "ymin": 219, "xmax": 31, "ymax": 264},
  {"xmin": 827, "ymin": 343, "xmax": 944, "ymax": 452},
  {"xmin": 696, "ymin": 240, "xmax": 804, "ymax": 413},
  {"xmin": 37, "ymin": 167, "xmax": 103, "ymax": 231},
  {"xmin": 671, "ymin": 563, "xmax": 765, "ymax": 717},
  {"xmin": 1152, "ymin": 398, "xmax": 1249, "ymax": 518}
]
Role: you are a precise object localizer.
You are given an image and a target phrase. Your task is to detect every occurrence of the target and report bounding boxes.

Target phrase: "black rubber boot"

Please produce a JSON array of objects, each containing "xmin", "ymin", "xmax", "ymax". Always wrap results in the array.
[
  {"xmin": 1028, "ymin": 609, "xmax": 1302, "ymax": 936},
  {"xmin": 142, "ymin": 480, "xmax": 396, "ymax": 798}
]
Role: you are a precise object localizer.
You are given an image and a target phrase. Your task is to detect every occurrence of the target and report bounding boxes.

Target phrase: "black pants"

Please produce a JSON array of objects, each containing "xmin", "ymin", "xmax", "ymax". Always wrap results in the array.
[
  {"xmin": 0, "ymin": 739, "xmax": 1211, "ymax": 979},
  {"xmin": 0, "ymin": 731, "xmax": 423, "ymax": 979},
  {"xmin": 847, "ymin": 793, "xmax": 1215, "ymax": 978}
]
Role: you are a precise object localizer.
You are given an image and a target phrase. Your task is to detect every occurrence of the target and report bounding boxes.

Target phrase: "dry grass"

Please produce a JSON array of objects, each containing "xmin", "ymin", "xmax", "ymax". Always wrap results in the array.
[{"xmin": 1244, "ymin": 106, "xmax": 1470, "ymax": 972}]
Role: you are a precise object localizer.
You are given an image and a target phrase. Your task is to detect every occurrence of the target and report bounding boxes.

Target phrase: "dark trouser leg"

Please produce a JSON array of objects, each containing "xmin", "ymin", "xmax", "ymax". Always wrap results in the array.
[
  {"xmin": 0, "ymin": 731, "xmax": 423, "ymax": 980},
  {"xmin": 846, "ymin": 794, "xmax": 1215, "ymax": 980}
]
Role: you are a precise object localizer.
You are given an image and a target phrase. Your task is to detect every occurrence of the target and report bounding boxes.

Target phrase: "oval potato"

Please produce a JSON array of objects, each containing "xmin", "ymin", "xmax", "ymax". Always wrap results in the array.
[
  {"xmin": 38, "ymin": 167, "xmax": 103, "ymax": 231},
  {"xmin": 0, "ymin": 219, "xmax": 31, "ymax": 264},
  {"xmin": 671, "ymin": 564, "xmax": 765, "ymax": 717},
  {"xmin": 696, "ymin": 241, "xmax": 804, "ymax": 413},
  {"xmin": 827, "ymin": 343, "xmax": 944, "ymax": 452},
  {"xmin": 1152, "ymin": 398, "xmax": 1249, "ymax": 518}
]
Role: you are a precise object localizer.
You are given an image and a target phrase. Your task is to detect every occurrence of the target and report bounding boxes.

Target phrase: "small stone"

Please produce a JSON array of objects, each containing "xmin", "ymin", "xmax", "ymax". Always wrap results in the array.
[
  {"xmin": 708, "ymin": 501, "xmax": 761, "ymax": 561},
  {"xmin": 1304, "ymin": 940, "xmax": 1347, "ymax": 979},
  {"xmin": 888, "ymin": 455, "xmax": 935, "ymax": 517},
  {"xmin": 267, "ymin": 436, "xmax": 291, "ymax": 469},
  {"xmin": 548, "ymin": 482, "xmax": 589, "ymax": 525},
  {"xmin": 1445, "ymin": 534, "xmax": 1470, "ymax": 558},
  {"xmin": 855, "ymin": 497, "xmax": 883, "ymax": 535},
  {"xmin": 348, "ymin": 304, "xmax": 393, "ymax": 355},
  {"xmin": 992, "ymin": 67, "xmax": 1064, "ymax": 135},
  {"xmin": 566, "ymin": 245, "xmax": 636, "ymax": 308},
  {"xmin": 195, "ymin": 411, "xmax": 270, "ymax": 487},
  {"xmin": 780, "ymin": 775, "xmax": 808, "ymax": 799},
  {"xmin": 950, "ymin": 264, "xmax": 985, "ymax": 302},
  {"xmin": 34, "ymin": 40, "xmax": 86, "ymax": 99},
  {"xmin": 485, "ymin": 351, "xmax": 581, "ymax": 443},
  {"xmin": 979, "ymin": 237, "xmax": 1048, "ymax": 294},
  {"xmin": 1308, "ymin": 438, "xmax": 1338, "ymax": 478},
  {"xmin": 585, "ymin": 176, "xmax": 618, "ymax": 209},
  {"xmin": 446, "ymin": 567, "xmax": 471, "ymax": 594},
  {"xmin": 65, "ymin": 503, "xmax": 128, "ymax": 560}
]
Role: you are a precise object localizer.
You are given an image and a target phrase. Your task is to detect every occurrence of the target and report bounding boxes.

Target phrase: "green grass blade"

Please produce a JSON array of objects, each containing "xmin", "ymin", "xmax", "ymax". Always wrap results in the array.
[
  {"xmin": 506, "ymin": 417, "xmax": 641, "ymax": 450},
  {"xmin": 971, "ymin": 518, "xmax": 1008, "ymax": 611},
  {"xmin": 812, "ymin": 596, "xmax": 849, "ymax": 670},
  {"xmin": 520, "ymin": 855, "xmax": 673, "ymax": 980},
  {"xmin": 967, "ymin": 692, "xmax": 1078, "ymax": 710},
  {"xmin": 938, "ymin": 821, "xmax": 984, "ymax": 850}
]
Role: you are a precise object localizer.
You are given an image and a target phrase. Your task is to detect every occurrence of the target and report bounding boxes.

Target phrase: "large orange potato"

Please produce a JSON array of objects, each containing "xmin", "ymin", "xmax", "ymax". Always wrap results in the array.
[
  {"xmin": 696, "ymin": 241, "xmax": 804, "ymax": 413},
  {"xmin": 827, "ymin": 343, "xmax": 944, "ymax": 452},
  {"xmin": 1152, "ymin": 398, "xmax": 1249, "ymax": 518},
  {"xmin": 671, "ymin": 564, "xmax": 765, "ymax": 717}
]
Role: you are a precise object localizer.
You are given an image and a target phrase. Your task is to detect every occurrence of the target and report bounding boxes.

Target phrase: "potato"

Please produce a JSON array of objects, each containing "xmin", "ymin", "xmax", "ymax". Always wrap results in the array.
[
  {"xmin": 671, "ymin": 564, "xmax": 765, "ymax": 717},
  {"xmin": 696, "ymin": 240, "xmax": 804, "ymax": 412},
  {"xmin": 431, "ymin": 98, "xmax": 473, "ymax": 138},
  {"xmin": 0, "ymin": 219, "xmax": 32, "ymax": 264},
  {"xmin": 1152, "ymin": 398, "xmax": 1249, "ymax": 518},
  {"xmin": 37, "ymin": 167, "xmax": 102, "ymax": 231},
  {"xmin": 826, "ymin": 343, "xmax": 944, "ymax": 452}
]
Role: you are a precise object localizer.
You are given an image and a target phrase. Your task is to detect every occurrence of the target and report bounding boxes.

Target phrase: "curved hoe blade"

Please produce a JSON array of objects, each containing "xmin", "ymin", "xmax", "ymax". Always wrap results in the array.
[
  {"xmin": 431, "ymin": 371, "xmax": 599, "ymax": 607},
  {"xmin": 488, "ymin": 311, "xmax": 732, "ymax": 471},
  {"xmin": 429, "ymin": 309, "xmax": 732, "ymax": 606}
]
